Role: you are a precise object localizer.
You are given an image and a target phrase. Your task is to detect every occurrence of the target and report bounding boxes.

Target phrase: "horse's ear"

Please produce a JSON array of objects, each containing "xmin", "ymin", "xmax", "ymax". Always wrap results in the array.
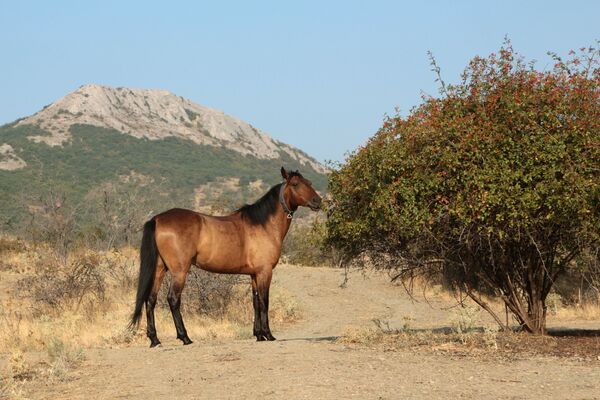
[{"xmin": 280, "ymin": 167, "xmax": 288, "ymax": 180}]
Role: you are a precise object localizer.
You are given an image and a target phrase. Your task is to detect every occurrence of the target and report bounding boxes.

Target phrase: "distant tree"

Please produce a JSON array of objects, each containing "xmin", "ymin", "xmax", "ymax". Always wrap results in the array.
[{"xmin": 326, "ymin": 41, "xmax": 600, "ymax": 334}]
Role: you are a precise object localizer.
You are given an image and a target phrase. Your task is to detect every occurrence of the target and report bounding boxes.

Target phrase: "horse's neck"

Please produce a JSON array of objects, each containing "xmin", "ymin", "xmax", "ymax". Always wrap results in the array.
[{"xmin": 267, "ymin": 203, "xmax": 293, "ymax": 245}]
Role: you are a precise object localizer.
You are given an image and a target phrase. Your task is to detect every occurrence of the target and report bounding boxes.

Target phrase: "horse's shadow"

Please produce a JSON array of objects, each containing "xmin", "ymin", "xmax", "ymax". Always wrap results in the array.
[{"xmin": 277, "ymin": 336, "xmax": 339, "ymax": 342}]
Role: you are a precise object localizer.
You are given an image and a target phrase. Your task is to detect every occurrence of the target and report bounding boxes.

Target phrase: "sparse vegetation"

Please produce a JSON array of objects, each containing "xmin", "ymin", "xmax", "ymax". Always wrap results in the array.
[
  {"xmin": 0, "ymin": 234, "xmax": 301, "ymax": 354},
  {"xmin": 339, "ymin": 319, "xmax": 600, "ymax": 361},
  {"xmin": 45, "ymin": 338, "xmax": 85, "ymax": 382},
  {"xmin": 282, "ymin": 214, "xmax": 339, "ymax": 266},
  {"xmin": 0, "ymin": 228, "xmax": 301, "ymax": 399},
  {"xmin": 0, "ymin": 123, "xmax": 328, "ymax": 230}
]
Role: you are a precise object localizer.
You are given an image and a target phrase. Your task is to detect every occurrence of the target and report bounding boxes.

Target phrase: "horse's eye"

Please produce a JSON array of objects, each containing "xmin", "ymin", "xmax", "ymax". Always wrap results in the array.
[{"xmin": 291, "ymin": 182, "xmax": 299, "ymax": 187}]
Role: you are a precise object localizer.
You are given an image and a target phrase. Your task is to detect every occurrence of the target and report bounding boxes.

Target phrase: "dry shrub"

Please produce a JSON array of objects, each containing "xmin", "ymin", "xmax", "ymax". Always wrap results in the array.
[
  {"xmin": 282, "ymin": 214, "xmax": 342, "ymax": 267},
  {"xmin": 157, "ymin": 269, "xmax": 301, "ymax": 326},
  {"xmin": 0, "ymin": 378, "xmax": 28, "ymax": 400},
  {"xmin": 0, "ymin": 235, "xmax": 30, "ymax": 272},
  {"xmin": 448, "ymin": 305, "xmax": 481, "ymax": 334},
  {"xmin": 0, "ymin": 236, "xmax": 27, "ymax": 255},
  {"xmin": 44, "ymin": 337, "xmax": 85, "ymax": 382},
  {"xmin": 18, "ymin": 252, "xmax": 106, "ymax": 313},
  {"xmin": 0, "ymin": 376, "xmax": 27, "ymax": 400},
  {"xmin": 0, "ymin": 350, "xmax": 34, "ymax": 400},
  {"xmin": 0, "ymin": 246, "xmax": 143, "ymax": 352},
  {"xmin": 102, "ymin": 248, "xmax": 138, "ymax": 290},
  {"xmin": 270, "ymin": 289, "xmax": 301, "ymax": 322},
  {"xmin": 339, "ymin": 322, "xmax": 600, "ymax": 362},
  {"xmin": 8, "ymin": 350, "xmax": 33, "ymax": 381},
  {"xmin": 179, "ymin": 269, "xmax": 245, "ymax": 317},
  {"xmin": 0, "ymin": 311, "xmax": 26, "ymax": 351}
]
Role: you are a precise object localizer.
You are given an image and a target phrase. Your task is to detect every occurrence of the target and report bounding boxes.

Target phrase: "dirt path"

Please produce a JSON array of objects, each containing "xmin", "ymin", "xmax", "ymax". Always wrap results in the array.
[{"xmin": 22, "ymin": 265, "xmax": 600, "ymax": 399}]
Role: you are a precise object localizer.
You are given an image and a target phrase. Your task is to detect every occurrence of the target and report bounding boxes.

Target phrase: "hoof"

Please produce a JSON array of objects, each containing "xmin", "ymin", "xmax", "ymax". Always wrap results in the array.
[
  {"xmin": 180, "ymin": 336, "xmax": 193, "ymax": 345},
  {"xmin": 265, "ymin": 333, "xmax": 276, "ymax": 341},
  {"xmin": 256, "ymin": 333, "xmax": 276, "ymax": 341},
  {"xmin": 149, "ymin": 339, "xmax": 161, "ymax": 348}
]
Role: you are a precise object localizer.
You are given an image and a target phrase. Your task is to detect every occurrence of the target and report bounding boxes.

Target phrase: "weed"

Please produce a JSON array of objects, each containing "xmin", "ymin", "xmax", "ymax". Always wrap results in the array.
[
  {"xmin": 9, "ymin": 350, "xmax": 34, "ymax": 381},
  {"xmin": 449, "ymin": 305, "xmax": 481, "ymax": 334},
  {"xmin": 46, "ymin": 337, "xmax": 85, "ymax": 366},
  {"xmin": 0, "ymin": 376, "xmax": 27, "ymax": 400},
  {"xmin": 339, "ymin": 326, "xmax": 384, "ymax": 346},
  {"xmin": 45, "ymin": 337, "xmax": 85, "ymax": 382}
]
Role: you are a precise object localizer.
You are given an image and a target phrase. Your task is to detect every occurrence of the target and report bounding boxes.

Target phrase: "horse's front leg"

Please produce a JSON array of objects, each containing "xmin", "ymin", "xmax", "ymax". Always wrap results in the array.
[
  {"xmin": 251, "ymin": 275, "xmax": 261, "ymax": 339},
  {"xmin": 253, "ymin": 270, "xmax": 275, "ymax": 341}
]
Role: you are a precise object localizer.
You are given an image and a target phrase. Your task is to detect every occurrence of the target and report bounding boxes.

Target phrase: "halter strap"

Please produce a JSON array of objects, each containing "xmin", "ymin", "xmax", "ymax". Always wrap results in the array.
[{"xmin": 279, "ymin": 183, "xmax": 294, "ymax": 219}]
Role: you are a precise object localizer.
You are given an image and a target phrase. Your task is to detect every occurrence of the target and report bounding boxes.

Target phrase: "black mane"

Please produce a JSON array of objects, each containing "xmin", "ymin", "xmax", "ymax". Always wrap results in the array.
[
  {"xmin": 237, "ymin": 171, "xmax": 303, "ymax": 225},
  {"xmin": 238, "ymin": 183, "xmax": 283, "ymax": 225}
]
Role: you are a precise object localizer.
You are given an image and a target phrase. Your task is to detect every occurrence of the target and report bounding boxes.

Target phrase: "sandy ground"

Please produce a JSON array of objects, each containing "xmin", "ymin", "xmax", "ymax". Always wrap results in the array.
[{"xmin": 16, "ymin": 265, "xmax": 600, "ymax": 399}]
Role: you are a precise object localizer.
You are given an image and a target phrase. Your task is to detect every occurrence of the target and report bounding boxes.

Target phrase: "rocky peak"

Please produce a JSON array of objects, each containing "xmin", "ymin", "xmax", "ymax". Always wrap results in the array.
[{"xmin": 18, "ymin": 84, "xmax": 326, "ymax": 173}]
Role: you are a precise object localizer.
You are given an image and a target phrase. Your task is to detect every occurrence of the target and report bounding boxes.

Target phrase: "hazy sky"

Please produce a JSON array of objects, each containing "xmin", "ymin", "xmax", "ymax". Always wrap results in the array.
[{"xmin": 1, "ymin": 1, "xmax": 598, "ymax": 163}]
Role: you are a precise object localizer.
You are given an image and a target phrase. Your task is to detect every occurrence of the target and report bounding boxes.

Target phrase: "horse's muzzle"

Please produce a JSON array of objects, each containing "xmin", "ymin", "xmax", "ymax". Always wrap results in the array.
[{"xmin": 308, "ymin": 197, "xmax": 322, "ymax": 211}]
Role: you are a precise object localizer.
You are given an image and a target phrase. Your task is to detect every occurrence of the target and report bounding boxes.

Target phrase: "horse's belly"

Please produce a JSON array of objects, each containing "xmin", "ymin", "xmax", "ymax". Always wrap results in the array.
[{"xmin": 195, "ymin": 252, "xmax": 247, "ymax": 274}]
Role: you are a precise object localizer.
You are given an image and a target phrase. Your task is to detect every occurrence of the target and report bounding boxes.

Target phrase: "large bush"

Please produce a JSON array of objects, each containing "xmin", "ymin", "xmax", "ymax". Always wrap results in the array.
[{"xmin": 326, "ymin": 42, "xmax": 599, "ymax": 333}]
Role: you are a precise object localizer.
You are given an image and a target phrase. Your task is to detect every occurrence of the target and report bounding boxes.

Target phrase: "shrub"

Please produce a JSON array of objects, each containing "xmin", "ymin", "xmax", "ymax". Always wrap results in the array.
[
  {"xmin": 159, "ymin": 269, "xmax": 245, "ymax": 317},
  {"xmin": 326, "ymin": 41, "xmax": 600, "ymax": 334},
  {"xmin": 45, "ymin": 337, "xmax": 85, "ymax": 382},
  {"xmin": 19, "ymin": 252, "xmax": 106, "ymax": 312},
  {"xmin": 282, "ymin": 213, "xmax": 345, "ymax": 267}
]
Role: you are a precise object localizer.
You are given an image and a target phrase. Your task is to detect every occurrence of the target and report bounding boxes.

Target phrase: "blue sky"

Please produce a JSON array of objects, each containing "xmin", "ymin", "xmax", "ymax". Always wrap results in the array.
[{"xmin": 1, "ymin": 1, "xmax": 598, "ymax": 163}]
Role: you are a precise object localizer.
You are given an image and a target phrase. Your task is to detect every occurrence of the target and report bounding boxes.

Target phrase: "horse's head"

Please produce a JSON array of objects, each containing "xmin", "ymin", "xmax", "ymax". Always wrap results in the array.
[{"xmin": 281, "ymin": 167, "xmax": 322, "ymax": 211}]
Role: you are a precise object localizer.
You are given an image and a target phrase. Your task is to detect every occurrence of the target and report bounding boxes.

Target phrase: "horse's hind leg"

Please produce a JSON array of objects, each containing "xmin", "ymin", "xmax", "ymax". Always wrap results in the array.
[
  {"xmin": 167, "ymin": 270, "xmax": 193, "ymax": 345},
  {"xmin": 146, "ymin": 259, "xmax": 166, "ymax": 347}
]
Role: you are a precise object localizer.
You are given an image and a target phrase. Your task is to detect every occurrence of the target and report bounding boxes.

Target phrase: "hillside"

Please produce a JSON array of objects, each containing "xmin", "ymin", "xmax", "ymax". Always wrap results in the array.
[{"xmin": 0, "ymin": 85, "xmax": 328, "ymax": 228}]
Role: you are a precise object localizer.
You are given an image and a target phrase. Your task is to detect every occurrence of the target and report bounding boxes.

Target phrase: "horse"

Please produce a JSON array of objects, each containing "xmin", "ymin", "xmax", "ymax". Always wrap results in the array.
[{"xmin": 130, "ymin": 167, "xmax": 322, "ymax": 347}]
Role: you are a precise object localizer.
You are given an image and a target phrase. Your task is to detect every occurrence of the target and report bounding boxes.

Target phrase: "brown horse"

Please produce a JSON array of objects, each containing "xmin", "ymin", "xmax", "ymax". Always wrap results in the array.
[{"xmin": 130, "ymin": 167, "xmax": 322, "ymax": 347}]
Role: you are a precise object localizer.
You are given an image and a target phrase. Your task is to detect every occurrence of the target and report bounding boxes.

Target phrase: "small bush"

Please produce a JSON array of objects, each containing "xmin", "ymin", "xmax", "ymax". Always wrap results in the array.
[
  {"xmin": 19, "ymin": 252, "xmax": 106, "ymax": 312},
  {"xmin": 159, "ymin": 269, "xmax": 245, "ymax": 317},
  {"xmin": 282, "ymin": 215, "xmax": 340, "ymax": 266},
  {"xmin": 0, "ymin": 376, "xmax": 26, "ymax": 400},
  {"xmin": 8, "ymin": 350, "xmax": 33, "ymax": 381},
  {"xmin": 0, "ymin": 236, "xmax": 27, "ymax": 255},
  {"xmin": 449, "ymin": 306, "xmax": 481, "ymax": 334},
  {"xmin": 46, "ymin": 337, "xmax": 85, "ymax": 366},
  {"xmin": 270, "ymin": 290, "xmax": 301, "ymax": 322},
  {"xmin": 45, "ymin": 337, "xmax": 85, "ymax": 382}
]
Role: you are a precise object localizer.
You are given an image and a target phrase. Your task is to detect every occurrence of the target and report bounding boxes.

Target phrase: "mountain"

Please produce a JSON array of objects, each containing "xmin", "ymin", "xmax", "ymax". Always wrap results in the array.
[
  {"xmin": 14, "ymin": 84, "xmax": 326, "ymax": 173},
  {"xmin": 0, "ymin": 85, "xmax": 328, "ymax": 228}
]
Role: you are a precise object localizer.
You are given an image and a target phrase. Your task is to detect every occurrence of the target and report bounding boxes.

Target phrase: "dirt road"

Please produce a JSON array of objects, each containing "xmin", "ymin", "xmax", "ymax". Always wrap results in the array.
[{"xmin": 23, "ymin": 265, "xmax": 600, "ymax": 399}]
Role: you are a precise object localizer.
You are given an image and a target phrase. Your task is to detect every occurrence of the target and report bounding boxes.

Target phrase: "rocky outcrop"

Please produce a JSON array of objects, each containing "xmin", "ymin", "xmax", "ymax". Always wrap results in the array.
[{"xmin": 0, "ymin": 144, "xmax": 26, "ymax": 170}]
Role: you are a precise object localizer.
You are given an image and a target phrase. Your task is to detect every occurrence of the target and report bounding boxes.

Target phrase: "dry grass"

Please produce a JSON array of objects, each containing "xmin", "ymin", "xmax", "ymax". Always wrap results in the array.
[
  {"xmin": 390, "ymin": 273, "xmax": 600, "ymax": 329},
  {"xmin": 553, "ymin": 302, "xmax": 600, "ymax": 321},
  {"xmin": 338, "ymin": 324, "xmax": 600, "ymax": 362},
  {"xmin": 338, "ymin": 324, "xmax": 500, "ymax": 355},
  {"xmin": 0, "ymin": 233, "xmax": 302, "ymax": 398},
  {"xmin": 0, "ymin": 235, "xmax": 301, "ymax": 356}
]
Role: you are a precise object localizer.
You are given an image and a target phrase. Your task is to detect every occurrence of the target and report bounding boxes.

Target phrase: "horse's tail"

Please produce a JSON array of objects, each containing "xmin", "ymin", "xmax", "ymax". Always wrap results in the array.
[{"xmin": 130, "ymin": 219, "xmax": 158, "ymax": 328}]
